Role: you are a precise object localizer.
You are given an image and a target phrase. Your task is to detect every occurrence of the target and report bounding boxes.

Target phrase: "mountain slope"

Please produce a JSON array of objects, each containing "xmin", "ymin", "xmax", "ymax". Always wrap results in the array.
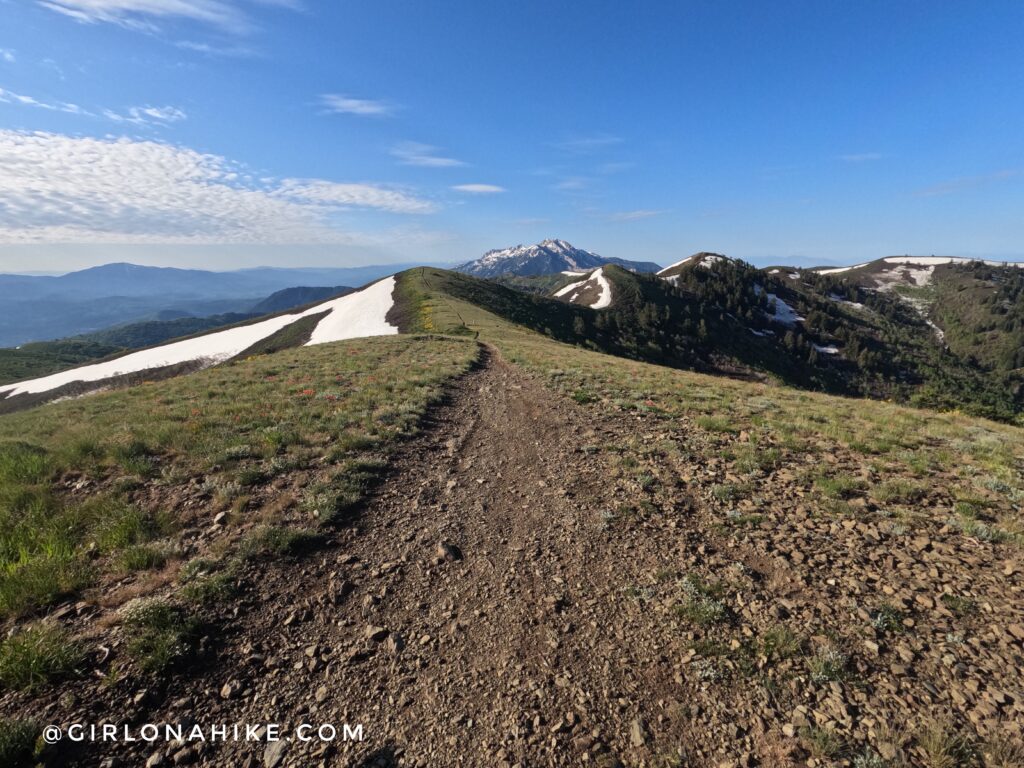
[
  {"xmin": 0, "ymin": 278, "xmax": 399, "ymax": 411},
  {"xmin": 2, "ymin": 273, "xmax": 1022, "ymax": 765},
  {"xmin": 0, "ymin": 288, "xmax": 354, "ymax": 387},
  {"xmin": 455, "ymin": 238, "xmax": 661, "ymax": 277},
  {"xmin": 812, "ymin": 257, "xmax": 1024, "ymax": 372},
  {"xmin": 249, "ymin": 285, "xmax": 352, "ymax": 314},
  {"xmin": 404, "ymin": 265, "xmax": 1024, "ymax": 421},
  {"xmin": 0, "ymin": 262, "xmax": 431, "ymax": 346}
]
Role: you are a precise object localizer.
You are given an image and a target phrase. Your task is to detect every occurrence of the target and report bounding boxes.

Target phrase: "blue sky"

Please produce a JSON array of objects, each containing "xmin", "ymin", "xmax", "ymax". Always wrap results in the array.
[{"xmin": 1, "ymin": 0, "xmax": 1023, "ymax": 272}]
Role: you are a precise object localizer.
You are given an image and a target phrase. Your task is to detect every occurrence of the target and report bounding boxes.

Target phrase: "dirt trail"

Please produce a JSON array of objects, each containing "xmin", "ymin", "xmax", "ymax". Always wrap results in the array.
[
  {"xmin": 34, "ymin": 344, "xmax": 1024, "ymax": 767},
  {"xmin": 103, "ymin": 346, "xmax": 695, "ymax": 768}
]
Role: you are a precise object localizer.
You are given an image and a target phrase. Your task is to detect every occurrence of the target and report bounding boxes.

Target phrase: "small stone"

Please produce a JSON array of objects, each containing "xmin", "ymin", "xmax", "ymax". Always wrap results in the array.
[
  {"xmin": 264, "ymin": 739, "xmax": 288, "ymax": 768},
  {"xmin": 220, "ymin": 681, "xmax": 240, "ymax": 699},
  {"xmin": 365, "ymin": 625, "xmax": 389, "ymax": 642},
  {"xmin": 629, "ymin": 717, "xmax": 647, "ymax": 747},
  {"xmin": 436, "ymin": 541, "xmax": 463, "ymax": 563},
  {"xmin": 386, "ymin": 633, "xmax": 406, "ymax": 655},
  {"xmin": 145, "ymin": 753, "xmax": 165, "ymax": 768}
]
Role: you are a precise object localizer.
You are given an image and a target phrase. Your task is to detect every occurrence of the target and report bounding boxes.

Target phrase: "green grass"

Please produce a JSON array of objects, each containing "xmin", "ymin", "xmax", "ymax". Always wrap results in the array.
[
  {"xmin": 0, "ymin": 335, "xmax": 479, "ymax": 621},
  {"xmin": 0, "ymin": 719, "xmax": 40, "ymax": 768},
  {"xmin": 237, "ymin": 525, "xmax": 320, "ymax": 560},
  {"xmin": 803, "ymin": 725, "xmax": 846, "ymax": 759},
  {"xmin": 808, "ymin": 645, "xmax": 848, "ymax": 683},
  {"xmin": 0, "ymin": 623, "xmax": 81, "ymax": 691},
  {"xmin": 871, "ymin": 603, "xmax": 906, "ymax": 634},
  {"xmin": 121, "ymin": 601, "xmax": 198, "ymax": 675},
  {"xmin": 674, "ymin": 574, "xmax": 729, "ymax": 626},
  {"xmin": 940, "ymin": 594, "xmax": 977, "ymax": 618},
  {"xmin": 815, "ymin": 472, "xmax": 865, "ymax": 499},
  {"xmin": 873, "ymin": 478, "xmax": 927, "ymax": 504},
  {"xmin": 759, "ymin": 625, "xmax": 801, "ymax": 662}
]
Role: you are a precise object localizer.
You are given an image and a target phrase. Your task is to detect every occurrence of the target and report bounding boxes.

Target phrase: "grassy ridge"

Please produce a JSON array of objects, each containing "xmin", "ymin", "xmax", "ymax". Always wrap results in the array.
[
  {"xmin": 400, "ymin": 269, "xmax": 1024, "ymax": 545},
  {"xmin": 0, "ymin": 334, "xmax": 479, "ymax": 626}
]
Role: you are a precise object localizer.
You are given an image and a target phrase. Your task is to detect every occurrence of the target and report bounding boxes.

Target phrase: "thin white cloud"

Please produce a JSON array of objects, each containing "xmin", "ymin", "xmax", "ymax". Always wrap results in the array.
[
  {"xmin": 103, "ymin": 105, "xmax": 188, "ymax": 125},
  {"xmin": 320, "ymin": 94, "xmax": 394, "ymax": 117},
  {"xmin": 38, "ymin": 0, "xmax": 300, "ymax": 34},
  {"xmin": 391, "ymin": 141, "xmax": 465, "ymax": 168},
  {"xmin": 276, "ymin": 179, "xmax": 437, "ymax": 214},
  {"xmin": 1, "ymin": 86, "xmax": 186, "ymax": 126},
  {"xmin": 0, "ymin": 50, "xmax": 14, "ymax": 64},
  {"xmin": 553, "ymin": 177, "xmax": 589, "ymax": 191},
  {"xmin": 175, "ymin": 40, "xmax": 256, "ymax": 57},
  {"xmin": 915, "ymin": 169, "xmax": 1020, "ymax": 198},
  {"xmin": 0, "ymin": 129, "xmax": 438, "ymax": 246},
  {"xmin": 0, "ymin": 86, "xmax": 89, "ymax": 115},
  {"xmin": 607, "ymin": 209, "xmax": 664, "ymax": 221},
  {"xmin": 556, "ymin": 133, "xmax": 623, "ymax": 154},
  {"xmin": 452, "ymin": 184, "xmax": 505, "ymax": 194},
  {"xmin": 839, "ymin": 152, "xmax": 883, "ymax": 162}
]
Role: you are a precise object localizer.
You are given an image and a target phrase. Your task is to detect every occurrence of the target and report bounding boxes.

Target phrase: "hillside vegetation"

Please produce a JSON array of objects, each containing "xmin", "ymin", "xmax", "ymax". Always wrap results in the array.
[
  {"xmin": 0, "ymin": 334, "xmax": 477, "ymax": 621},
  {"xmin": 408, "ymin": 266, "xmax": 1023, "ymax": 421},
  {"xmin": 0, "ymin": 269, "xmax": 1022, "ymax": 765}
]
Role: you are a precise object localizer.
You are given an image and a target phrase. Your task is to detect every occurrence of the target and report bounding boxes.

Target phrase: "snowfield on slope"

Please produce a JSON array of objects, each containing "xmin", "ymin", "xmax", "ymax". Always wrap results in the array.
[
  {"xmin": 0, "ymin": 277, "xmax": 398, "ymax": 399},
  {"xmin": 554, "ymin": 268, "xmax": 612, "ymax": 309}
]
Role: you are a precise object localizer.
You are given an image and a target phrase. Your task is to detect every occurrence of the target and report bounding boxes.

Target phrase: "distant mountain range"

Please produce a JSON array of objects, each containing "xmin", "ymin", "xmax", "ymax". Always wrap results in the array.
[
  {"xmin": 4, "ymin": 249, "xmax": 1024, "ymax": 422},
  {"xmin": 455, "ymin": 239, "xmax": 661, "ymax": 277},
  {"xmin": 0, "ymin": 262, "xmax": 438, "ymax": 346}
]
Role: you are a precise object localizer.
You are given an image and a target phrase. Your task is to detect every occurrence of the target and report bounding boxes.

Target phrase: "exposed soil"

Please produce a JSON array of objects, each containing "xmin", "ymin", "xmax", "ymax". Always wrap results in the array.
[{"xmin": 10, "ymin": 347, "xmax": 1024, "ymax": 767}]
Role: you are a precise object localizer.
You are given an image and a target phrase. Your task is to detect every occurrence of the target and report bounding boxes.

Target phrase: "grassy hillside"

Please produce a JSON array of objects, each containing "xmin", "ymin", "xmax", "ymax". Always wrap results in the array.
[
  {"xmin": 926, "ymin": 261, "xmax": 1024, "ymax": 371},
  {"xmin": 1, "ymin": 271, "xmax": 1022, "ymax": 763},
  {"xmin": 403, "ymin": 266, "xmax": 1023, "ymax": 421},
  {"xmin": 0, "ymin": 334, "xmax": 478, "ymax": 623},
  {"xmin": 0, "ymin": 314, "xmax": 256, "ymax": 386},
  {"xmin": 400, "ymin": 265, "xmax": 1023, "ymax": 548},
  {"xmin": 0, "ymin": 340, "xmax": 124, "ymax": 386}
]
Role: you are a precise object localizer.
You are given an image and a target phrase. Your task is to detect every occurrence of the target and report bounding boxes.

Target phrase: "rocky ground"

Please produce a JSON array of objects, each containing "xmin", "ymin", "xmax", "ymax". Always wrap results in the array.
[{"xmin": 6, "ymin": 346, "xmax": 1024, "ymax": 767}]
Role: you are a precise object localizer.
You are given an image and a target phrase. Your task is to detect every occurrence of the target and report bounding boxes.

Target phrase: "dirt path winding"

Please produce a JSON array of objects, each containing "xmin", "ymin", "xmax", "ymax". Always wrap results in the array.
[{"xmin": 91, "ymin": 346, "xmax": 700, "ymax": 768}]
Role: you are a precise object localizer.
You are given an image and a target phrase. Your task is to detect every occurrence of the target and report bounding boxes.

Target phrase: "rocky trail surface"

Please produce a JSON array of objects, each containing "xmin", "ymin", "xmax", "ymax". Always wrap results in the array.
[{"xmin": 23, "ymin": 347, "xmax": 1024, "ymax": 767}]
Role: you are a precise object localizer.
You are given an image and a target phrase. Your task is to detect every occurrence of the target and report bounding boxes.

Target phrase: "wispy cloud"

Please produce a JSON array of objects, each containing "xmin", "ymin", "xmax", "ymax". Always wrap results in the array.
[
  {"xmin": 275, "ymin": 179, "xmax": 437, "ymax": 214},
  {"xmin": 556, "ymin": 133, "xmax": 623, "ymax": 154},
  {"xmin": 0, "ymin": 129, "xmax": 438, "ymax": 246},
  {"xmin": 103, "ymin": 105, "xmax": 187, "ymax": 125},
  {"xmin": 452, "ymin": 184, "xmax": 505, "ymax": 194},
  {"xmin": 175, "ymin": 40, "xmax": 256, "ymax": 57},
  {"xmin": 915, "ymin": 169, "xmax": 1020, "ymax": 197},
  {"xmin": 0, "ymin": 49, "xmax": 14, "ymax": 64},
  {"xmin": 553, "ymin": 176, "xmax": 590, "ymax": 191},
  {"xmin": 597, "ymin": 161, "xmax": 634, "ymax": 174},
  {"xmin": 38, "ymin": 0, "xmax": 301, "ymax": 34},
  {"xmin": 390, "ymin": 141, "xmax": 464, "ymax": 168},
  {"xmin": 607, "ymin": 209, "xmax": 664, "ymax": 221},
  {"xmin": 839, "ymin": 152, "xmax": 884, "ymax": 162},
  {"xmin": 320, "ymin": 93, "xmax": 394, "ymax": 117},
  {"xmin": 1, "ymin": 86, "xmax": 186, "ymax": 126},
  {"xmin": 0, "ymin": 86, "xmax": 89, "ymax": 115}
]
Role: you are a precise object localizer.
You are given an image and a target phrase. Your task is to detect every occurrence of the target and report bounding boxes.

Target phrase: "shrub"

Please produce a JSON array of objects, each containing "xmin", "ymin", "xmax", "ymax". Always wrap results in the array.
[
  {"xmin": 0, "ymin": 719, "xmax": 40, "ymax": 768},
  {"xmin": 122, "ymin": 601, "xmax": 198, "ymax": 675},
  {"xmin": 0, "ymin": 623, "xmax": 81, "ymax": 691}
]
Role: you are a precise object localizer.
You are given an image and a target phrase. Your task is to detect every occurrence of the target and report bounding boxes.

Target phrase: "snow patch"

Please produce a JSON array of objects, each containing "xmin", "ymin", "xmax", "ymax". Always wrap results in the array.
[
  {"xmin": 815, "ymin": 263, "xmax": 869, "ymax": 275},
  {"xmin": 553, "ymin": 268, "xmax": 613, "ymax": 309},
  {"xmin": 812, "ymin": 344, "xmax": 840, "ymax": 355},
  {"xmin": 754, "ymin": 284, "xmax": 804, "ymax": 326},
  {"xmin": 304, "ymin": 276, "xmax": 399, "ymax": 346},
  {"xmin": 591, "ymin": 268, "xmax": 612, "ymax": 309},
  {"xmin": 657, "ymin": 254, "xmax": 697, "ymax": 275},
  {"xmin": 554, "ymin": 275, "xmax": 588, "ymax": 298},
  {"xmin": 0, "ymin": 278, "xmax": 398, "ymax": 399}
]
